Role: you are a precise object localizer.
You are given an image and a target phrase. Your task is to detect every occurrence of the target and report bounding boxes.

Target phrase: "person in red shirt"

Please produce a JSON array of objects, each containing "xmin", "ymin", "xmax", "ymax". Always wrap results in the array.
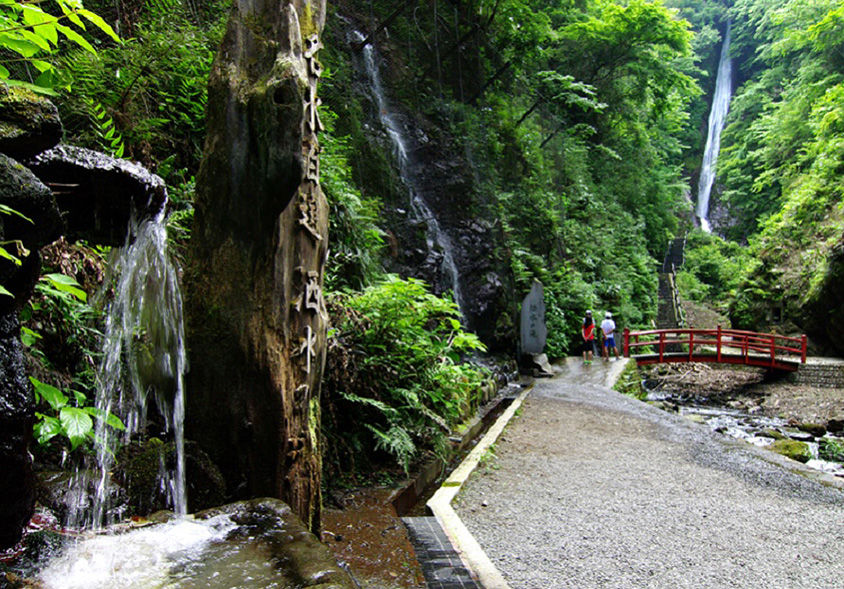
[{"xmin": 582, "ymin": 310, "xmax": 596, "ymax": 364}]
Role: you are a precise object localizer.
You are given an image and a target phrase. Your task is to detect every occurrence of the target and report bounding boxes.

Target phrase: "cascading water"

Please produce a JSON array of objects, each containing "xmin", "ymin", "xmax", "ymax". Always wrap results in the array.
[
  {"xmin": 696, "ymin": 22, "xmax": 733, "ymax": 233},
  {"xmin": 354, "ymin": 31, "xmax": 464, "ymax": 314},
  {"xmin": 66, "ymin": 210, "xmax": 187, "ymax": 529}
]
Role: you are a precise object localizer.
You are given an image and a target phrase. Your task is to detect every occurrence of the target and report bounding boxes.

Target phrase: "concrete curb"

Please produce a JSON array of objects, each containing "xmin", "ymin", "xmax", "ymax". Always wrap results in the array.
[
  {"xmin": 426, "ymin": 385, "xmax": 531, "ymax": 589},
  {"xmin": 425, "ymin": 359, "xmax": 631, "ymax": 588}
]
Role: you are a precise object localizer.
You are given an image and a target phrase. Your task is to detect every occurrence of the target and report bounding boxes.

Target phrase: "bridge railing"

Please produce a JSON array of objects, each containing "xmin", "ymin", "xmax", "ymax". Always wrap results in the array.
[{"xmin": 622, "ymin": 326, "xmax": 807, "ymax": 368}]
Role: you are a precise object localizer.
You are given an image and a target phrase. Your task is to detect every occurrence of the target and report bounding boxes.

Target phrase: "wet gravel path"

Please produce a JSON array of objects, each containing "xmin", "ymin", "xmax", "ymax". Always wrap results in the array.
[{"xmin": 454, "ymin": 359, "xmax": 844, "ymax": 588}]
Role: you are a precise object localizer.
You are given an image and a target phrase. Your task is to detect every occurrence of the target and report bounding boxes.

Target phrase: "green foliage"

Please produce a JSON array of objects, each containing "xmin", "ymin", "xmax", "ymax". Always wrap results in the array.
[
  {"xmin": 0, "ymin": 203, "xmax": 32, "ymax": 297},
  {"xmin": 0, "ymin": 0, "xmax": 119, "ymax": 93},
  {"xmin": 56, "ymin": 0, "xmax": 225, "ymax": 171},
  {"xmin": 82, "ymin": 97, "xmax": 124, "ymax": 157},
  {"xmin": 717, "ymin": 0, "xmax": 844, "ymax": 333},
  {"xmin": 612, "ymin": 359, "xmax": 646, "ymax": 400},
  {"xmin": 31, "ymin": 376, "xmax": 125, "ymax": 451},
  {"xmin": 819, "ymin": 437, "xmax": 844, "ymax": 462},
  {"xmin": 320, "ymin": 100, "xmax": 385, "ymax": 290},
  {"xmin": 323, "ymin": 276, "xmax": 489, "ymax": 477},
  {"xmin": 677, "ymin": 229, "xmax": 749, "ymax": 308}
]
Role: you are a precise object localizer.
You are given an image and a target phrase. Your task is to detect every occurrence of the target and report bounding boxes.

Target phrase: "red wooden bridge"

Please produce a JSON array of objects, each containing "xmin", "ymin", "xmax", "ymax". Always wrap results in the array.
[{"xmin": 622, "ymin": 327, "xmax": 807, "ymax": 371}]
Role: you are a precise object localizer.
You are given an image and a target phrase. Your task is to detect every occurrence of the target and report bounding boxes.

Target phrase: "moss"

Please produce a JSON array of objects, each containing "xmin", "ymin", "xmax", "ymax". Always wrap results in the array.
[
  {"xmin": 613, "ymin": 360, "xmax": 646, "ymax": 400},
  {"xmin": 298, "ymin": 2, "xmax": 317, "ymax": 39},
  {"xmin": 797, "ymin": 423, "xmax": 827, "ymax": 438},
  {"xmin": 770, "ymin": 439, "xmax": 812, "ymax": 463}
]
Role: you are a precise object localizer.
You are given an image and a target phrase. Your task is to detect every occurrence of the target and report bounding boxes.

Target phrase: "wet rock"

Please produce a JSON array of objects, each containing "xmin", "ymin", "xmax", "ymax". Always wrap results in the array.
[
  {"xmin": 0, "ymin": 153, "xmax": 63, "ymax": 248},
  {"xmin": 758, "ymin": 429, "xmax": 786, "ymax": 441},
  {"xmin": 26, "ymin": 145, "xmax": 167, "ymax": 245},
  {"xmin": 785, "ymin": 429, "xmax": 815, "ymax": 442},
  {"xmin": 0, "ymin": 153, "xmax": 63, "ymax": 309},
  {"xmin": 769, "ymin": 439, "xmax": 812, "ymax": 463},
  {"xmin": 0, "ymin": 86, "xmax": 62, "ymax": 159},
  {"xmin": 797, "ymin": 423, "xmax": 827, "ymax": 438},
  {"xmin": 195, "ymin": 498, "xmax": 356, "ymax": 588},
  {"xmin": 828, "ymin": 419, "xmax": 844, "ymax": 434},
  {"xmin": 0, "ymin": 311, "xmax": 35, "ymax": 549},
  {"xmin": 114, "ymin": 438, "xmax": 227, "ymax": 517}
]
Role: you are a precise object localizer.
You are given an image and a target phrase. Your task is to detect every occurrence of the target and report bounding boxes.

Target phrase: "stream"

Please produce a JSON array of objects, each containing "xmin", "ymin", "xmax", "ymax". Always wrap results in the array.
[{"xmin": 646, "ymin": 387, "xmax": 844, "ymax": 477}]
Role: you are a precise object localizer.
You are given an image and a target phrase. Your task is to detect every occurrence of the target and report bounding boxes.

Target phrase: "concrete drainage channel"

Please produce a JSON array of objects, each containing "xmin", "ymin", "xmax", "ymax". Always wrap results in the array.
[{"xmin": 399, "ymin": 384, "xmax": 532, "ymax": 589}]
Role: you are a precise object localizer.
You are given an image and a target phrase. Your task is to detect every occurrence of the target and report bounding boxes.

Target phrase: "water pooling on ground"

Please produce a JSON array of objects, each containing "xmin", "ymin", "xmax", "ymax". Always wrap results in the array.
[{"xmin": 38, "ymin": 516, "xmax": 241, "ymax": 589}]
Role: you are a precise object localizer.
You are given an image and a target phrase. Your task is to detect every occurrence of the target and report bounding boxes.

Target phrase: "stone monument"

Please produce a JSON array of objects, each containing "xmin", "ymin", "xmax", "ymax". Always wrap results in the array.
[{"xmin": 520, "ymin": 280, "xmax": 554, "ymax": 376}]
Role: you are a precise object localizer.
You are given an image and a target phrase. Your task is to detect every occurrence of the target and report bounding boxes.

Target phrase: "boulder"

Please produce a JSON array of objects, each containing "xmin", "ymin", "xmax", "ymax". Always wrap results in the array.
[
  {"xmin": 0, "ymin": 153, "xmax": 63, "ymax": 248},
  {"xmin": 195, "ymin": 498, "xmax": 356, "ymax": 588},
  {"xmin": 0, "ymin": 311, "xmax": 35, "ymax": 549},
  {"xmin": 770, "ymin": 439, "xmax": 812, "ymax": 463},
  {"xmin": 0, "ymin": 86, "xmax": 62, "ymax": 159},
  {"xmin": 26, "ymin": 145, "xmax": 167, "ymax": 245}
]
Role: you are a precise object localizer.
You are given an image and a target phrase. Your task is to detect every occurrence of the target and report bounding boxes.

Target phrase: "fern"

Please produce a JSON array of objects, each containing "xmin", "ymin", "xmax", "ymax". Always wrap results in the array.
[
  {"xmin": 364, "ymin": 424, "xmax": 416, "ymax": 472},
  {"xmin": 84, "ymin": 97, "xmax": 125, "ymax": 158}
]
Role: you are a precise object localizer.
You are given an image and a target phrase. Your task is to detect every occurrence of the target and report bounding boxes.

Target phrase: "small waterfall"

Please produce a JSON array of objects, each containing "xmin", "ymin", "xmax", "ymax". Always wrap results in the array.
[
  {"xmin": 355, "ymin": 31, "xmax": 464, "ymax": 313},
  {"xmin": 696, "ymin": 22, "xmax": 733, "ymax": 232},
  {"xmin": 67, "ymin": 211, "xmax": 187, "ymax": 529}
]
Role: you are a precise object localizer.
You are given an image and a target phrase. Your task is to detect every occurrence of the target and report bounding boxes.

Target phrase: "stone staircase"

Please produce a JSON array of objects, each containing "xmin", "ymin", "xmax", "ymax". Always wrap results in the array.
[{"xmin": 657, "ymin": 237, "xmax": 686, "ymax": 330}]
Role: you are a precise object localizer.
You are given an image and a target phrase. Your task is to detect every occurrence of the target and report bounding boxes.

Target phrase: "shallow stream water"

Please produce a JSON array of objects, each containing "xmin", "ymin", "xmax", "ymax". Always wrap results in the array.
[{"xmin": 647, "ymin": 389, "xmax": 844, "ymax": 477}]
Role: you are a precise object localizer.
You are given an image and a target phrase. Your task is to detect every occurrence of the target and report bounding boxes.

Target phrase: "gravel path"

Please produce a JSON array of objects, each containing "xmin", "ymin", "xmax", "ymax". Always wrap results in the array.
[{"xmin": 454, "ymin": 359, "xmax": 844, "ymax": 588}]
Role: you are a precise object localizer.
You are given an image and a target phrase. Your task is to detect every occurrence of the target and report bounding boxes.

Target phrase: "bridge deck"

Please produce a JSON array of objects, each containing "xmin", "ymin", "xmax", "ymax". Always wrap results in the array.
[{"xmin": 633, "ymin": 351, "xmax": 801, "ymax": 372}]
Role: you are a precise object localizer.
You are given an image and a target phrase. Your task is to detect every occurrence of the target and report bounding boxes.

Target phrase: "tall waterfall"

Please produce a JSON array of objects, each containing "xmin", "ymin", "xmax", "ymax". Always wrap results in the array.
[
  {"xmin": 67, "ymin": 211, "xmax": 187, "ymax": 529},
  {"xmin": 355, "ymin": 32, "xmax": 464, "ymax": 314},
  {"xmin": 696, "ymin": 22, "xmax": 733, "ymax": 233}
]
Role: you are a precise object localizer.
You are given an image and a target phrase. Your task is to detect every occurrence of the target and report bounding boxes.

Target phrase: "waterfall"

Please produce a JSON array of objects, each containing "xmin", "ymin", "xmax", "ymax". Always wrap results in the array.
[
  {"xmin": 355, "ymin": 31, "xmax": 464, "ymax": 314},
  {"xmin": 696, "ymin": 22, "xmax": 733, "ymax": 233},
  {"xmin": 67, "ymin": 211, "xmax": 187, "ymax": 529}
]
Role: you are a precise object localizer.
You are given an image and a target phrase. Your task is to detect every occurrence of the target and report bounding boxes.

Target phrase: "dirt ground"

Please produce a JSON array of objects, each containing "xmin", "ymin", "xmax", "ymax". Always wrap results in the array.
[{"xmin": 642, "ymin": 362, "xmax": 844, "ymax": 426}]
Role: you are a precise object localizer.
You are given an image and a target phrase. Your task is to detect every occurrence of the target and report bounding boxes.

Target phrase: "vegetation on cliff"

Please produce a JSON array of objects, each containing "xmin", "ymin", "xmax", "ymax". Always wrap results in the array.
[{"xmin": 8, "ymin": 0, "xmax": 844, "ymax": 488}]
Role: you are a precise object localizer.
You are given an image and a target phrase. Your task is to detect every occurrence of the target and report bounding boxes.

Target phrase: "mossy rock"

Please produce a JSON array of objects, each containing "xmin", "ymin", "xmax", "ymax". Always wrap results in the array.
[
  {"xmin": 797, "ymin": 423, "xmax": 827, "ymax": 438},
  {"xmin": 770, "ymin": 439, "xmax": 812, "ymax": 463},
  {"xmin": 819, "ymin": 437, "xmax": 844, "ymax": 462},
  {"xmin": 758, "ymin": 429, "xmax": 786, "ymax": 441},
  {"xmin": 0, "ymin": 85, "xmax": 62, "ymax": 159}
]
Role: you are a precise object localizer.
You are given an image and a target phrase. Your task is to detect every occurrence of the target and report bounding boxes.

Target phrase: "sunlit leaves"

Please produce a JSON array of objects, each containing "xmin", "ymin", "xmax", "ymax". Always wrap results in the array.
[{"xmin": 0, "ymin": 0, "xmax": 120, "ymax": 92}]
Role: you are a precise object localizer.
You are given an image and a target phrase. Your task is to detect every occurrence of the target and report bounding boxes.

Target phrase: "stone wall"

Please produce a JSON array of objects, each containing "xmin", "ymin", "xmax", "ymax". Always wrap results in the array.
[{"xmin": 787, "ymin": 363, "xmax": 844, "ymax": 389}]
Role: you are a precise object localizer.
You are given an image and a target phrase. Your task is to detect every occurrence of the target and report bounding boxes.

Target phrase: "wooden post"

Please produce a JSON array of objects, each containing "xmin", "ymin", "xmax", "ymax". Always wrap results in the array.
[
  {"xmin": 770, "ymin": 334, "xmax": 776, "ymax": 368},
  {"xmin": 623, "ymin": 328, "xmax": 630, "ymax": 357},
  {"xmin": 689, "ymin": 331, "xmax": 694, "ymax": 361},
  {"xmin": 801, "ymin": 334, "xmax": 807, "ymax": 364},
  {"xmin": 659, "ymin": 332, "xmax": 665, "ymax": 363},
  {"xmin": 716, "ymin": 325, "xmax": 722, "ymax": 363}
]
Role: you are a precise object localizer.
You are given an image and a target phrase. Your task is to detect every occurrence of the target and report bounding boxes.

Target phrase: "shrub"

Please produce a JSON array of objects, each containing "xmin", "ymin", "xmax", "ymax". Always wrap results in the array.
[{"xmin": 323, "ymin": 276, "xmax": 489, "ymax": 481}]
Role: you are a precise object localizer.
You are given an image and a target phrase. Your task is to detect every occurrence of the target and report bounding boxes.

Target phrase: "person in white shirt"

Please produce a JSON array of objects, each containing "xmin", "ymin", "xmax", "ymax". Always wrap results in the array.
[{"xmin": 600, "ymin": 311, "xmax": 620, "ymax": 361}]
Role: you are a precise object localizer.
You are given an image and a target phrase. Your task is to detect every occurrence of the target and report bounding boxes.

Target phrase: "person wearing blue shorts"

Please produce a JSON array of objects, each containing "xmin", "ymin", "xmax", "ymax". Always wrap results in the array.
[{"xmin": 600, "ymin": 311, "xmax": 620, "ymax": 361}]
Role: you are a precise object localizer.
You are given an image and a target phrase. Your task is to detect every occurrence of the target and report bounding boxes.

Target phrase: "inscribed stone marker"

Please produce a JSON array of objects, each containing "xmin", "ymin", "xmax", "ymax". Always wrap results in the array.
[{"xmin": 520, "ymin": 280, "xmax": 547, "ymax": 355}]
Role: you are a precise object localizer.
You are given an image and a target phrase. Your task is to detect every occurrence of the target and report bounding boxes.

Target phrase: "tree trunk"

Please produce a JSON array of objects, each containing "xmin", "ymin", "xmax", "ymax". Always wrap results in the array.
[{"xmin": 185, "ymin": 0, "xmax": 327, "ymax": 532}]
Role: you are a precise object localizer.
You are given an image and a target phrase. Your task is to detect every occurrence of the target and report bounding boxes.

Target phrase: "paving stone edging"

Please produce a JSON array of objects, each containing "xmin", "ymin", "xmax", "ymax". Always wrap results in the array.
[{"xmin": 426, "ymin": 359, "xmax": 631, "ymax": 588}]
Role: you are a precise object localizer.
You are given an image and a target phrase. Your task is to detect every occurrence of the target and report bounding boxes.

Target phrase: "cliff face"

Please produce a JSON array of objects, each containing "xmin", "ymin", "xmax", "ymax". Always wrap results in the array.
[
  {"xmin": 185, "ymin": 0, "xmax": 328, "ymax": 531},
  {"xmin": 325, "ymin": 19, "xmax": 517, "ymax": 353}
]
